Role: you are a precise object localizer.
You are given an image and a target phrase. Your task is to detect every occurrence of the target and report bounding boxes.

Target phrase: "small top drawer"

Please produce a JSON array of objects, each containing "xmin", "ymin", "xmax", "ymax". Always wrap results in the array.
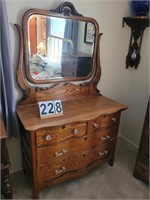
[
  {"xmin": 88, "ymin": 112, "xmax": 120, "ymax": 133},
  {"xmin": 36, "ymin": 123, "xmax": 87, "ymax": 147}
]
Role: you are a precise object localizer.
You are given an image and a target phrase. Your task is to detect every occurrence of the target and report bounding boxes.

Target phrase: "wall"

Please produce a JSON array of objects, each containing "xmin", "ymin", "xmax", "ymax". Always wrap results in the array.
[{"xmin": 5, "ymin": 0, "xmax": 149, "ymax": 172}]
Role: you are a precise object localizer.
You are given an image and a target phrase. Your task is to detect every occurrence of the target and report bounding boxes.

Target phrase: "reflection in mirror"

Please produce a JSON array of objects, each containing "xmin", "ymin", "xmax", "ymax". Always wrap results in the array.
[{"xmin": 28, "ymin": 15, "xmax": 95, "ymax": 81}]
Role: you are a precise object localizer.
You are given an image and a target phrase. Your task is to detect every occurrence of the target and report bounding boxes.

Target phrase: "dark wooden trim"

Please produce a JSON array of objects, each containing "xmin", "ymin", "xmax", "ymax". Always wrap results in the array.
[{"xmin": 50, "ymin": 2, "xmax": 82, "ymax": 16}]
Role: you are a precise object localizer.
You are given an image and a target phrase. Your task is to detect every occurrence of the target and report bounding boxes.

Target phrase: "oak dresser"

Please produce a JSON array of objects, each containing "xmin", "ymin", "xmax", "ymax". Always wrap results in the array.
[{"xmin": 15, "ymin": 2, "xmax": 127, "ymax": 198}]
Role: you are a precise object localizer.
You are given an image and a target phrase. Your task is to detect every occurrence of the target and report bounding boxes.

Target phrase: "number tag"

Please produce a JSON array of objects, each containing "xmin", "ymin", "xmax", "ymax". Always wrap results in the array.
[
  {"xmin": 39, "ymin": 102, "xmax": 48, "ymax": 116},
  {"xmin": 54, "ymin": 100, "xmax": 63, "ymax": 114},
  {"xmin": 38, "ymin": 100, "xmax": 63, "ymax": 118},
  {"xmin": 47, "ymin": 101, "xmax": 55, "ymax": 115}
]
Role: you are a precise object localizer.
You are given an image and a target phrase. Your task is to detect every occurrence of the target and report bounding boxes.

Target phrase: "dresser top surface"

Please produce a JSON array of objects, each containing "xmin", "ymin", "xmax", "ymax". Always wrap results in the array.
[{"xmin": 16, "ymin": 95, "xmax": 127, "ymax": 131}]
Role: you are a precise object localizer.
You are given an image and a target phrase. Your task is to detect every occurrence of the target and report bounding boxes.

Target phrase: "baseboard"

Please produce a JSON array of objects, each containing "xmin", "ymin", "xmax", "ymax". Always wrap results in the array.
[
  {"xmin": 118, "ymin": 135, "xmax": 139, "ymax": 149},
  {"xmin": 10, "ymin": 167, "xmax": 23, "ymax": 174}
]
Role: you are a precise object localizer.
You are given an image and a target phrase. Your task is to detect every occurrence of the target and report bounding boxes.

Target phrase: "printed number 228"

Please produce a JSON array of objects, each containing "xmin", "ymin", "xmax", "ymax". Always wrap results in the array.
[{"xmin": 39, "ymin": 100, "xmax": 63, "ymax": 116}]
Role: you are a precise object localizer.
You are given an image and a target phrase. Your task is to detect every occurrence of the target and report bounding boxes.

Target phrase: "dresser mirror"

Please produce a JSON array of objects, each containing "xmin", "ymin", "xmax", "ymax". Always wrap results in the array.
[{"xmin": 22, "ymin": 4, "xmax": 99, "ymax": 84}]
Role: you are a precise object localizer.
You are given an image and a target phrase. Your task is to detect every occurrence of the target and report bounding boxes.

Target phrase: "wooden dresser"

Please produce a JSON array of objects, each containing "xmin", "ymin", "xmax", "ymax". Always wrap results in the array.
[
  {"xmin": 133, "ymin": 101, "xmax": 149, "ymax": 184},
  {"xmin": 0, "ymin": 116, "xmax": 12, "ymax": 199},
  {"xmin": 61, "ymin": 52, "xmax": 92, "ymax": 77},
  {"xmin": 15, "ymin": 2, "xmax": 127, "ymax": 198},
  {"xmin": 17, "ymin": 95, "xmax": 126, "ymax": 198}
]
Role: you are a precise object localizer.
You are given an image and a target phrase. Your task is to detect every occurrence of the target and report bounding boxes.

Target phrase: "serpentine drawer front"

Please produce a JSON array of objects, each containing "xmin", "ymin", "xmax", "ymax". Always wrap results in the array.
[
  {"xmin": 88, "ymin": 112, "xmax": 120, "ymax": 132},
  {"xmin": 36, "ymin": 123, "xmax": 87, "ymax": 147},
  {"xmin": 37, "ymin": 143, "xmax": 111, "ymax": 182},
  {"xmin": 36, "ymin": 124, "xmax": 115, "ymax": 166},
  {"xmin": 36, "ymin": 112, "xmax": 120, "ymax": 185}
]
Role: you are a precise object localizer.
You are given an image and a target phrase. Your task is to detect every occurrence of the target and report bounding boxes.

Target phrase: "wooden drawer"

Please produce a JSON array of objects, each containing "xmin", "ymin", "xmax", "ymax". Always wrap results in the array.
[
  {"xmin": 62, "ymin": 59, "xmax": 77, "ymax": 69},
  {"xmin": 37, "ymin": 144, "xmax": 111, "ymax": 182},
  {"xmin": 134, "ymin": 160, "xmax": 149, "ymax": 184},
  {"xmin": 138, "ymin": 140, "xmax": 149, "ymax": 165},
  {"xmin": 61, "ymin": 66, "xmax": 76, "ymax": 77},
  {"xmin": 93, "ymin": 125, "xmax": 117, "ymax": 145},
  {"xmin": 36, "ymin": 123, "xmax": 87, "ymax": 147},
  {"xmin": 88, "ymin": 112, "xmax": 120, "ymax": 133},
  {"xmin": 61, "ymin": 56, "xmax": 77, "ymax": 77},
  {"xmin": 37, "ymin": 127, "xmax": 115, "ymax": 166}
]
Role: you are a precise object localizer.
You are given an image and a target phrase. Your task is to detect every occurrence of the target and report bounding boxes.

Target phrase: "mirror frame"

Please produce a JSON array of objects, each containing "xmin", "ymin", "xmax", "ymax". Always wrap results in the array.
[{"xmin": 22, "ymin": 2, "xmax": 99, "ymax": 84}]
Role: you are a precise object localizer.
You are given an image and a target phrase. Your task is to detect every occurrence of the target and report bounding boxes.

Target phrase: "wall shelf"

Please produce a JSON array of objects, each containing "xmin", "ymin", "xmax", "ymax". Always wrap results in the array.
[{"xmin": 122, "ymin": 16, "xmax": 149, "ymax": 69}]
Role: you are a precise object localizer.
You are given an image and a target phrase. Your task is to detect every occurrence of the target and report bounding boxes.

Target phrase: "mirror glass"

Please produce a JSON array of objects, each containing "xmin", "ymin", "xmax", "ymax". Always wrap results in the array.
[{"xmin": 27, "ymin": 14, "xmax": 96, "ymax": 81}]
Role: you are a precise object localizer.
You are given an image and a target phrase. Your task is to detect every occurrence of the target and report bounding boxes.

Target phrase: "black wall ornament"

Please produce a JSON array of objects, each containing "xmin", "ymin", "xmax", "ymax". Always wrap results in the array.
[{"xmin": 122, "ymin": 16, "xmax": 149, "ymax": 69}]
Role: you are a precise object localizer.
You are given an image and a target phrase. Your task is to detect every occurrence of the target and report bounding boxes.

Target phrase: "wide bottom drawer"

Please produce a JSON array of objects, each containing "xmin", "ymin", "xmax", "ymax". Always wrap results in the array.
[
  {"xmin": 37, "ymin": 144, "xmax": 111, "ymax": 182},
  {"xmin": 39, "ymin": 158, "xmax": 108, "ymax": 190}
]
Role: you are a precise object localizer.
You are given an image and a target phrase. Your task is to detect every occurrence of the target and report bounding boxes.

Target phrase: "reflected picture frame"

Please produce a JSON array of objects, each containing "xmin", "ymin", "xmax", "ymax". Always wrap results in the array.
[
  {"xmin": 41, "ymin": 17, "xmax": 46, "ymax": 39},
  {"xmin": 84, "ymin": 22, "xmax": 95, "ymax": 44}
]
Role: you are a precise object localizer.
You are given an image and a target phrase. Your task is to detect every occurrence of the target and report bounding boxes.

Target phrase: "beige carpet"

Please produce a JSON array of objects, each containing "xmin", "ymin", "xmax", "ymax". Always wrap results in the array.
[{"xmin": 9, "ymin": 137, "xmax": 149, "ymax": 199}]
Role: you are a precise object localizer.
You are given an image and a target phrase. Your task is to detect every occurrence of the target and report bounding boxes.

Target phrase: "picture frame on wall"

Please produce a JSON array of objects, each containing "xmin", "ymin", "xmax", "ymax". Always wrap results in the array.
[
  {"xmin": 41, "ymin": 17, "xmax": 46, "ymax": 39},
  {"xmin": 84, "ymin": 22, "xmax": 95, "ymax": 44}
]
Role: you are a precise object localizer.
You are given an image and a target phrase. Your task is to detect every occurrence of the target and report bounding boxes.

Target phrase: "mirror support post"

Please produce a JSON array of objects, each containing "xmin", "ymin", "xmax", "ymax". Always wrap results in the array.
[
  {"xmin": 14, "ymin": 24, "xmax": 35, "ymax": 104},
  {"xmin": 90, "ymin": 33, "xmax": 103, "ymax": 95}
]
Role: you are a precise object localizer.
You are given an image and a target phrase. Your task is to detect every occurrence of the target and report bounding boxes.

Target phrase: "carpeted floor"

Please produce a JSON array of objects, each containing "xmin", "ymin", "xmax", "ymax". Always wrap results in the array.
[{"xmin": 9, "ymin": 137, "xmax": 149, "ymax": 199}]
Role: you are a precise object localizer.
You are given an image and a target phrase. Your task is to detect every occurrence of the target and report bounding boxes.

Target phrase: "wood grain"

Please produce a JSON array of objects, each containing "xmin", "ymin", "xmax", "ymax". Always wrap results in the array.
[
  {"xmin": 0, "ymin": 115, "xmax": 7, "ymax": 139},
  {"xmin": 36, "ymin": 129, "xmax": 115, "ymax": 166},
  {"xmin": 36, "ymin": 122, "xmax": 87, "ymax": 147},
  {"xmin": 37, "ymin": 143, "xmax": 110, "ymax": 182},
  {"xmin": 133, "ymin": 101, "xmax": 149, "ymax": 184},
  {"xmin": 16, "ymin": 95, "xmax": 127, "ymax": 131},
  {"xmin": 38, "ymin": 157, "xmax": 111, "ymax": 191}
]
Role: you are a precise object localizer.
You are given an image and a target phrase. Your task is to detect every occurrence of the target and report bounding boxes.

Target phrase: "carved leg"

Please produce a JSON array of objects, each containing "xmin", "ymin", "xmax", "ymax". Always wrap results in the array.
[
  {"xmin": 33, "ymin": 190, "xmax": 39, "ymax": 199},
  {"xmin": 32, "ymin": 181, "xmax": 40, "ymax": 199},
  {"xmin": 108, "ymin": 158, "xmax": 114, "ymax": 166},
  {"xmin": 108, "ymin": 139, "xmax": 117, "ymax": 167},
  {"xmin": 2, "ymin": 174, "xmax": 13, "ymax": 199}
]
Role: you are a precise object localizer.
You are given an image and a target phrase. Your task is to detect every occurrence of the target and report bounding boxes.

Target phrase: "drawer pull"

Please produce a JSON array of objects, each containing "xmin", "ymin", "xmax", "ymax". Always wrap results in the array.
[
  {"xmin": 93, "ymin": 123, "xmax": 99, "ymax": 128},
  {"xmin": 100, "ymin": 135, "xmax": 111, "ymax": 141},
  {"xmin": 45, "ymin": 135, "xmax": 51, "ymax": 141},
  {"xmin": 106, "ymin": 135, "xmax": 111, "ymax": 139},
  {"xmin": 99, "ymin": 150, "xmax": 108, "ymax": 156},
  {"xmin": 73, "ymin": 128, "xmax": 79, "ymax": 134},
  {"xmin": 112, "ymin": 117, "xmax": 117, "ymax": 122},
  {"xmin": 55, "ymin": 149, "xmax": 67, "ymax": 157},
  {"xmin": 55, "ymin": 166, "xmax": 66, "ymax": 175}
]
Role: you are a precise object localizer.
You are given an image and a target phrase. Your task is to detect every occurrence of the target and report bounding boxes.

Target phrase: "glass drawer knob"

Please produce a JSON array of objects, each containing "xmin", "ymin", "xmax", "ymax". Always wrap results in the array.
[
  {"xmin": 73, "ymin": 128, "xmax": 79, "ymax": 134},
  {"xmin": 45, "ymin": 135, "xmax": 51, "ymax": 141},
  {"xmin": 112, "ymin": 117, "xmax": 116, "ymax": 122},
  {"xmin": 100, "ymin": 135, "xmax": 111, "ymax": 141},
  {"xmin": 100, "ymin": 136, "xmax": 107, "ymax": 141},
  {"xmin": 93, "ymin": 123, "xmax": 99, "ymax": 128},
  {"xmin": 99, "ymin": 150, "xmax": 108, "ymax": 156},
  {"xmin": 55, "ymin": 149, "xmax": 67, "ymax": 157},
  {"xmin": 55, "ymin": 166, "xmax": 66, "ymax": 175}
]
